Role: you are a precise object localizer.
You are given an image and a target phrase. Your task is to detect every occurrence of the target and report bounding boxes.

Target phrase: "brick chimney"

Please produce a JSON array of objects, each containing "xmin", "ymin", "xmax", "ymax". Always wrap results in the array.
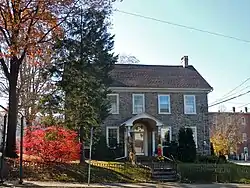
[{"xmin": 181, "ymin": 56, "xmax": 188, "ymax": 68}]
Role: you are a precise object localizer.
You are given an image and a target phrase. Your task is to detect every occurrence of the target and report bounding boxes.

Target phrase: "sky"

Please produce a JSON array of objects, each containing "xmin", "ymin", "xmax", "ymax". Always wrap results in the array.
[{"xmin": 111, "ymin": 0, "xmax": 250, "ymax": 112}]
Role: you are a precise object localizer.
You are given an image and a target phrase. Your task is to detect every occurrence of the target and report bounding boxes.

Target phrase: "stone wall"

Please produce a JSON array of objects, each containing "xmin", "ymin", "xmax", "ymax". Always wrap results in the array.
[{"xmin": 103, "ymin": 91, "xmax": 210, "ymax": 155}]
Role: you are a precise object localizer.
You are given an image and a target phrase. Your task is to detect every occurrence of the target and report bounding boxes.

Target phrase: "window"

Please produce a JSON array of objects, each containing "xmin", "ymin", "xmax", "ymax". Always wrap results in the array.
[
  {"xmin": 184, "ymin": 95, "xmax": 196, "ymax": 114},
  {"xmin": 106, "ymin": 127, "xmax": 119, "ymax": 148},
  {"xmin": 158, "ymin": 95, "xmax": 171, "ymax": 114},
  {"xmin": 161, "ymin": 126, "xmax": 172, "ymax": 145},
  {"xmin": 212, "ymin": 116, "xmax": 217, "ymax": 125},
  {"xmin": 132, "ymin": 94, "xmax": 145, "ymax": 114},
  {"xmin": 107, "ymin": 94, "xmax": 119, "ymax": 114},
  {"xmin": 242, "ymin": 117, "xmax": 246, "ymax": 125},
  {"xmin": 185, "ymin": 126, "xmax": 198, "ymax": 148},
  {"xmin": 243, "ymin": 133, "xmax": 247, "ymax": 142}
]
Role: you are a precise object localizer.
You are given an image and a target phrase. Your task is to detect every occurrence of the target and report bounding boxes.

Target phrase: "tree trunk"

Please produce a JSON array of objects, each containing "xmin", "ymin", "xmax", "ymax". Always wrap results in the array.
[{"xmin": 5, "ymin": 61, "xmax": 19, "ymax": 158}]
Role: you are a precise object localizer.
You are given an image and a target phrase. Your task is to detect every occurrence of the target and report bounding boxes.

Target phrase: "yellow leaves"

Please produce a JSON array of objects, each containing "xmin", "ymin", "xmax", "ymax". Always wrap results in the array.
[{"xmin": 210, "ymin": 114, "xmax": 243, "ymax": 155}]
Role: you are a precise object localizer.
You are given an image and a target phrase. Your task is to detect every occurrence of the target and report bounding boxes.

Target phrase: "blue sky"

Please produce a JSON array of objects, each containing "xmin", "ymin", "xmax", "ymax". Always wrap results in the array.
[{"xmin": 112, "ymin": 0, "xmax": 250, "ymax": 112}]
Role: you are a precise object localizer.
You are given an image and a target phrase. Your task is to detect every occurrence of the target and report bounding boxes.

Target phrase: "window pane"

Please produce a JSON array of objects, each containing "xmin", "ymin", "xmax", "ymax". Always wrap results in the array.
[
  {"xmin": 108, "ymin": 95, "xmax": 118, "ymax": 114},
  {"xmin": 134, "ymin": 95, "xmax": 143, "ymax": 105},
  {"xmin": 159, "ymin": 96, "xmax": 169, "ymax": 104},
  {"xmin": 133, "ymin": 95, "xmax": 144, "ymax": 113},
  {"xmin": 161, "ymin": 127, "xmax": 171, "ymax": 145},
  {"xmin": 159, "ymin": 95, "xmax": 170, "ymax": 113},
  {"xmin": 185, "ymin": 95, "xmax": 196, "ymax": 113},
  {"xmin": 242, "ymin": 117, "xmax": 246, "ymax": 124},
  {"xmin": 108, "ymin": 128, "xmax": 118, "ymax": 147},
  {"xmin": 243, "ymin": 133, "xmax": 247, "ymax": 142},
  {"xmin": 134, "ymin": 105, "xmax": 143, "ymax": 113}
]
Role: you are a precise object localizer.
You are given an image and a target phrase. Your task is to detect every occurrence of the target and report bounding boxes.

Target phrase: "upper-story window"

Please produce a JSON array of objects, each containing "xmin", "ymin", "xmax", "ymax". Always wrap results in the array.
[
  {"xmin": 242, "ymin": 117, "xmax": 246, "ymax": 125},
  {"xmin": 184, "ymin": 95, "xmax": 196, "ymax": 114},
  {"xmin": 243, "ymin": 133, "xmax": 247, "ymax": 142},
  {"xmin": 107, "ymin": 94, "xmax": 119, "ymax": 114},
  {"xmin": 158, "ymin": 95, "xmax": 171, "ymax": 114},
  {"xmin": 132, "ymin": 94, "xmax": 145, "ymax": 114}
]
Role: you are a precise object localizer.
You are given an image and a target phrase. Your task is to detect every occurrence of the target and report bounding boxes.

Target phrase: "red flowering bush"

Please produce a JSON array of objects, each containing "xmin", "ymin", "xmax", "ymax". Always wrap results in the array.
[{"xmin": 22, "ymin": 126, "xmax": 80, "ymax": 162}]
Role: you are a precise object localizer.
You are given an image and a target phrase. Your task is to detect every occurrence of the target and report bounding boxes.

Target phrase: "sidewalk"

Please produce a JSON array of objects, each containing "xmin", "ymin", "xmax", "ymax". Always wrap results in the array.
[{"xmin": 3, "ymin": 181, "xmax": 250, "ymax": 188}]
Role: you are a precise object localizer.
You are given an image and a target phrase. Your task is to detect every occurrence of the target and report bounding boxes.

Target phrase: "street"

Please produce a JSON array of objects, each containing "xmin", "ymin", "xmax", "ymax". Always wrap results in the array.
[{"xmin": 3, "ymin": 181, "xmax": 250, "ymax": 188}]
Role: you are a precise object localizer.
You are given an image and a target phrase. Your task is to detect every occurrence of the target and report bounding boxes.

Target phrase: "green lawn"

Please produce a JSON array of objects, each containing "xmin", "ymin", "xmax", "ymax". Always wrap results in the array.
[{"xmin": 7, "ymin": 159, "xmax": 151, "ymax": 183}]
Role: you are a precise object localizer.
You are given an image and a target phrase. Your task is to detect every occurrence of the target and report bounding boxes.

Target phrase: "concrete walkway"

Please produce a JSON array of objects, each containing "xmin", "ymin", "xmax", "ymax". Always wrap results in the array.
[{"xmin": 3, "ymin": 181, "xmax": 250, "ymax": 188}]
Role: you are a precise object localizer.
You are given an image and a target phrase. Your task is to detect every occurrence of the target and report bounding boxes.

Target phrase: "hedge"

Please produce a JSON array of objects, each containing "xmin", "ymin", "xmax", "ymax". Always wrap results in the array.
[{"xmin": 178, "ymin": 163, "xmax": 250, "ymax": 183}]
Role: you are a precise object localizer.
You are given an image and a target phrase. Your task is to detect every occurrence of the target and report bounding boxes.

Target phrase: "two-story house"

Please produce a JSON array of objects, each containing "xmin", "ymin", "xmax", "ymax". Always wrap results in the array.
[{"xmin": 104, "ymin": 56, "xmax": 213, "ymax": 157}]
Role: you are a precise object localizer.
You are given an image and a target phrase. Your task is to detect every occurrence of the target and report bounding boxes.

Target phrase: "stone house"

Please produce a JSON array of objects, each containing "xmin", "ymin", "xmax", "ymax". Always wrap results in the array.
[
  {"xmin": 104, "ymin": 56, "xmax": 213, "ymax": 157},
  {"xmin": 209, "ymin": 107, "xmax": 250, "ymax": 159}
]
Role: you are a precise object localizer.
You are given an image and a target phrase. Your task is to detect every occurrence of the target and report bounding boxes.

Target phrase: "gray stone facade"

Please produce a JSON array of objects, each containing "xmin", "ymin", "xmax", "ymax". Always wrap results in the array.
[{"xmin": 103, "ymin": 91, "xmax": 211, "ymax": 155}]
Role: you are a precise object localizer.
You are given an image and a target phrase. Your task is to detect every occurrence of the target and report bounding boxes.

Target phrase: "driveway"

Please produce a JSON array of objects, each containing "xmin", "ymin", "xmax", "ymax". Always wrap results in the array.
[{"xmin": 3, "ymin": 181, "xmax": 250, "ymax": 188}]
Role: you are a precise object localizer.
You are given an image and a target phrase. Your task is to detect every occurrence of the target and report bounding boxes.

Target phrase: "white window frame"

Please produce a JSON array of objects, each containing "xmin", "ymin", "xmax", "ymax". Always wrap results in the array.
[
  {"xmin": 161, "ymin": 126, "xmax": 172, "ymax": 143},
  {"xmin": 158, "ymin": 94, "xmax": 171, "ymax": 114},
  {"xmin": 242, "ymin": 117, "xmax": 246, "ymax": 125},
  {"xmin": 184, "ymin": 95, "xmax": 196, "ymax": 114},
  {"xmin": 185, "ymin": 126, "xmax": 198, "ymax": 148},
  {"xmin": 132, "ymin": 94, "xmax": 145, "ymax": 114},
  {"xmin": 106, "ymin": 126, "xmax": 119, "ymax": 147},
  {"xmin": 107, "ymin": 94, "xmax": 119, "ymax": 114},
  {"xmin": 243, "ymin": 133, "xmax": 247, "ymax": 142}
]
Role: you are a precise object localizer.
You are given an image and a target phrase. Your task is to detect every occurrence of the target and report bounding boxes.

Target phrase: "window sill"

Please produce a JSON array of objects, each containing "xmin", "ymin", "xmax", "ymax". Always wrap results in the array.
[
  {"xmin": 184, "ymin": 112, "xmax": 197, "ymax": 115},
  {"xmin": 132, "ymin": 112, "xmax": 145, "ymax": 115},
  {"xmin": 159, "ymin": 112, "xmax": 171, "ymax": 115},
  {"xmin": 110, "ymin": 112, "xmax": 119, "ymax": 115}
]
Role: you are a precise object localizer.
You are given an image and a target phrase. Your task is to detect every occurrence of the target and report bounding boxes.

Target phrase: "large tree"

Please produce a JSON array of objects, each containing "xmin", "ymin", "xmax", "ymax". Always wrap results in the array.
[
  {"xmin": 210, "ymin": 113, "xmax": 242, "ymax": 155},
  {"xmin": 52, "ymin": 7, "xmax": 117, "ymax": 162},
  {"xmin": 0, "ymin": 0, "xmax": 119, "ymax": 158}
]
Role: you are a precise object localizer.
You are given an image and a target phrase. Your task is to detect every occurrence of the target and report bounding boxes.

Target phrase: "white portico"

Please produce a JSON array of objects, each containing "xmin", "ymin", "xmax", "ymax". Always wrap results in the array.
[{"xmin": 121, "ymin": 112, "xmax": 164, "ymax": 157}]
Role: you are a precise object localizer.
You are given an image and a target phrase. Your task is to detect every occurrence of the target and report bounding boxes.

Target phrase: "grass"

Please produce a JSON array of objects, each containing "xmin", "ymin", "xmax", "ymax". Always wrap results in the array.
[
  {"xmin": 7, "ymin": 159, "xmax": 151, "ymax": 183},
  {"xmin": 89, "ymin": 160, "xmax": 151, "ymax": 182}
]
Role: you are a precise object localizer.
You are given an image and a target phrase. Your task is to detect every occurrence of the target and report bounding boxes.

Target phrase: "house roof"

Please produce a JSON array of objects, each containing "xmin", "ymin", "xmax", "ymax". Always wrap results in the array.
[{"xmin": 110, "ymin": 64, "xmax": 212, "ymax": 90}]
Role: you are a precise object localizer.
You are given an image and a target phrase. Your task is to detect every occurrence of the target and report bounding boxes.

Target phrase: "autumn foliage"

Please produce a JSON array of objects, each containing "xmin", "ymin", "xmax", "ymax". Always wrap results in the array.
[{"xmin": 22, "ymin": 126, "xmax": 80, "ymax": 162}]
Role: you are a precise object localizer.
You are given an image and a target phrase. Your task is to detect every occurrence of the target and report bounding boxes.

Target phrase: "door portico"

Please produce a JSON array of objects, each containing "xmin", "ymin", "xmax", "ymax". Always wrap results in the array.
[{"xmin": 121, "ymin": 112, "xmax": 163, "ymax": 157}]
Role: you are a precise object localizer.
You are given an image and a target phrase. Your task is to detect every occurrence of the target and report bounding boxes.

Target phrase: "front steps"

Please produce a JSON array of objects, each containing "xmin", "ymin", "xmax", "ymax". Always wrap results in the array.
[
  {"xmin": 151, "ymin": 166, "xmax": 178, "ymax": 182},
  {"xmin": 136, "ymin": 156, "xmax": 179, "ymax": 182}
]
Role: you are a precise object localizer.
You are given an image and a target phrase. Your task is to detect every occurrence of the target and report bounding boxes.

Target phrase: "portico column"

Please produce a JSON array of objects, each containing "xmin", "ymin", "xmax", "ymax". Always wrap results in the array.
[
  {"xmin": 124, "ymin": 127, "xmax": 128, "ymax": 157},
  {"xmin": 152, "ymin": 131, "xmax": 155, "ymax": 155},
  {"xmin": 156, "ymin": 124, "xmax": 163, "ymax": 155},
  {"xmin": 125, "ymin": 125, "xmax": 131, "ymax": 157}
]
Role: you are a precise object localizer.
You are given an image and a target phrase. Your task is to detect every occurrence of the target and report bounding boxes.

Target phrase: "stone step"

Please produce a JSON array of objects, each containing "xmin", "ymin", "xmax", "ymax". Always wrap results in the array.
[
  {"xmin": 152, "ymin": 174, "xmax": 178, "ymax": 182},
  {"xmin": 153, "ymin": 167, "xmax": 174, "ymax": 171},
  {"xmin": 152, "ymin": 170, "xmax": 177, "ymax": 175}
]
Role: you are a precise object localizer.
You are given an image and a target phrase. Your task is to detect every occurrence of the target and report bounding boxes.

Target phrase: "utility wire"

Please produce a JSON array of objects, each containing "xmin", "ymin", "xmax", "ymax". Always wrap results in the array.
[
  {"xmin": 208, "ymin": 90, "xmax": 250, "ymax": 108},
  {"xmin": 238, "ymin": 102, "xmax": 250, "ymax": 109},
  {"xmin": 115, "ymin": 9, "xmax": 250, "ymax": 43},
  {"xmin": 209, "ymin": 84, "xmax": 250, "ymax": 106},
  {"xmin": 115, "ymin": 9, "xmax": 250, "ymax": 107}
]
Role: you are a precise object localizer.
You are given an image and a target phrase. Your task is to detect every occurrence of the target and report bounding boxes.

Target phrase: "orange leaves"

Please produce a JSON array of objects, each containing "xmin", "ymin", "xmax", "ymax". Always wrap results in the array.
[
  {"xmin": 21, "ymin": 125, "xmax": 80, "ymax": 162},
  {"xmin": 0, "ymin": 0, "xmax": 75, "ymax": 60}
]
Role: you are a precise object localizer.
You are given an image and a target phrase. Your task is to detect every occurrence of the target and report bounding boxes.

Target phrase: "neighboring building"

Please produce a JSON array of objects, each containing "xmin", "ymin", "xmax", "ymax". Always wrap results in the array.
[
  {"xmin": 209, "ymin": 107, "xmax": 250, "ymax": 159},
  {"xmin": 104, "ymin": 56, "xmax": 213, "ymax": 157}
]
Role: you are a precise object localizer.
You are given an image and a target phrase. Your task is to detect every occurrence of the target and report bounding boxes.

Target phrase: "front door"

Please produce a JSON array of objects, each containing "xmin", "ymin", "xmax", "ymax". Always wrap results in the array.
[
  {"xmin": 132, "ymin": 123, "xmax": 147, "ymax": 156},
  {"xmin": 134, "ymin": 132, "xmax": 144, "ymax": 155}
]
